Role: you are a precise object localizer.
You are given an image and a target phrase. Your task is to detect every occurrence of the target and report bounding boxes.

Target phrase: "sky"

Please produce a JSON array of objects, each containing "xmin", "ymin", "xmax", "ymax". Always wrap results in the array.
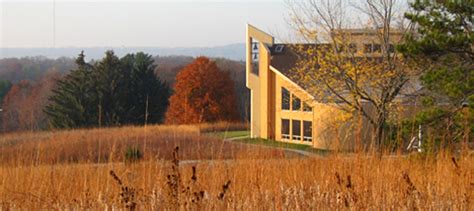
[{"xmin": 1, "ymin": 0, "xmax": 291, "ymax": 48}]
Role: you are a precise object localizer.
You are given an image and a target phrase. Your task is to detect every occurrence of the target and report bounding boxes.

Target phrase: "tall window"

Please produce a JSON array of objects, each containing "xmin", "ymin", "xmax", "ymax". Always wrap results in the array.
[
  {"xmin": 292, "ymin": 94, "xmax": 301, "ymax": 111},
  {"xmin": 281, "ymin": 119, "xmax": 290, "ymax": 139},
  {"xmin": 282, "ymin": 87, "xmax": 290, "ymax": 110},
  {"xmin": 251, "ymin": 40, "xmax": 259, "ymax": 75},
  {"xmin": 303, "ymin": 121, "xmax": 313, "ymax": 142},
  {"xmin": 292, "ymin": 120, "xmax": 301, "ymax": 141}
]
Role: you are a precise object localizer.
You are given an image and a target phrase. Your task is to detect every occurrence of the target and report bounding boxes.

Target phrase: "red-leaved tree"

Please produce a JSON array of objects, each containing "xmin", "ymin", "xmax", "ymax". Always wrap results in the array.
[
  {"xmin": 165, "ymin": 57, "xmax": 239, "ymax": 124},
  {"xmin": 1, "ymin": 71, "xmax": 60, "ymax": 132}
]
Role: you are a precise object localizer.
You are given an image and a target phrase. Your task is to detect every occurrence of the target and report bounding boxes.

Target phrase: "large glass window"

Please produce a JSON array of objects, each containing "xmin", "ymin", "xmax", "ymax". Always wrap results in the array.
[
  {"xmin": 303, "ymin": 121, "xmax": 313, "ymax": 142},
  {"xmin": 281, "ymin": 119, "xmax": 290, "ymax": 139},
  {"xmin": 372, "ymin": 44, "xmax": 381, "ymax": 53},
  {"xmin": 282, "ymin": 87, "xmax": 290, "ymax": 110},
  {"xmin": 303, "ymin": 102, "xmax": 312, "ymax": 112},
  {"xmin": 292, "ymin": 95, "xmax": 301, "ymax": 111},
  {"xmin": 292, "ymin": 120, "xmax": 301, "ymax": 141}
]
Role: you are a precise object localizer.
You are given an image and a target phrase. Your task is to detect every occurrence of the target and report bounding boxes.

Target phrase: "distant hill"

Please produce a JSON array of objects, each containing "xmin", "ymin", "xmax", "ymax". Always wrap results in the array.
[{"xmin": 0, "ymin": 43, "xmax": 246, "ymax": 61}]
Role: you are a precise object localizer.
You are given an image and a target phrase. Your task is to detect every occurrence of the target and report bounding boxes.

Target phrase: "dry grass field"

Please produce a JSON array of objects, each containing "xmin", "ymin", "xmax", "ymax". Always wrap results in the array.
[{"xmin": 0, "ymin": 123, "xmax": 472, "ymax": 209}]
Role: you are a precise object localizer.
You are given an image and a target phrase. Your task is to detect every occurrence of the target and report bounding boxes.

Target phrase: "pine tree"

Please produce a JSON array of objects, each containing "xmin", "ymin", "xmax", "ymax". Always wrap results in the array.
[
  {"xmin": 45, "ymin": 51, "xmax": 98, "ymax": 128},
  {"xmin": 92, "ymin": 51, "xmax": 124, "ymax": 126},
  {"xmin": 121, "ymin": 52, "xmax": 170, "ymax": 124},
  {"xmin": 399, "ymin": 0, "xmax": 473, "ymax": 142},
  {"xmin": 45, "ymin": 51, "xmax": 170, "ymax": 129}
]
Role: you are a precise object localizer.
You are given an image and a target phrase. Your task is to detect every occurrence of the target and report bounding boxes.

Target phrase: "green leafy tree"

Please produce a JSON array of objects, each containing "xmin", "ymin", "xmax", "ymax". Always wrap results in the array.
[{"xmin": 399, "ymin": 0, "xmax": 473, "ymax": 144}]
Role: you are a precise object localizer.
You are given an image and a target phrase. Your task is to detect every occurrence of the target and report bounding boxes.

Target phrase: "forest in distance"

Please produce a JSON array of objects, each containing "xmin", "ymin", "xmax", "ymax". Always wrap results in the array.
[{"xmin": 0, "ymin": 54, "xmax": 249, "ymax": 132}]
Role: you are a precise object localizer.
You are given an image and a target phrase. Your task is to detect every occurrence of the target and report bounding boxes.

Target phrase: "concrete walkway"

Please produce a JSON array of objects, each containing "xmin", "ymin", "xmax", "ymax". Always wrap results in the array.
[{"xmin": 222, "ymin": 135, "xmax": 319, "ymax": 157}]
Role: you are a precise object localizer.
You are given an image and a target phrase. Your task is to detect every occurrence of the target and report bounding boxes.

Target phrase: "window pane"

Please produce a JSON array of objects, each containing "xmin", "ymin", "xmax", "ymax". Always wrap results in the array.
[
  {"xmin": 364, "ymin": 44, "xmax": 372, "ymax": 53},
  {"xmin": 292, "ymin": 120, "xmax": 301, "ymax": 140},
  {"xmin": 303, "ymin": 121, "xmax": 312, "ymax": 142},
  {"xmin": 281, "ymin": 119, "xmax": 290, "ymax": 139},
  {"xmin": 303, "ymin": 102, "xmax": 312, "ymax": 112},
  {"xmin": 292, "ymin": 95, "xmax": 301, "ymax": 111},
  {"xmin": 373, "ymin": 44, "xmax": 381, "ymax": 53},
  {"xmin": 388, "ymin": 44, "xmax": 395, "ymax": 53},
  {"xmin": 251, "ymin": 40, "xmax": 259, "ymax": 75},
  {"xmin": 252, "ymin": 62, "xmax": 259, "ymax": 75},
  {"xmin": 349, "ymin": 43, "xmax": 357, "ymax": 53},
  {"xmin": 282, "ymin": 87, "xmax": 290, "ymax": 110}
]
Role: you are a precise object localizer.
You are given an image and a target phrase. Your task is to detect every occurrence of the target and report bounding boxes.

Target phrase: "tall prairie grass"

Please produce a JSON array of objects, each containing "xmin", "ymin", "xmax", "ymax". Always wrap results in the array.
[
  {"xmin": 0, "ymin": 123, "xmax": 291, "ymax": 166},
  {"xmin": 0, "ymin": 123, "xmax": 472, "ymax": 209},
  {"xmin": 196, "ymin": 121, "xmax": 248, "ymax": 133}
]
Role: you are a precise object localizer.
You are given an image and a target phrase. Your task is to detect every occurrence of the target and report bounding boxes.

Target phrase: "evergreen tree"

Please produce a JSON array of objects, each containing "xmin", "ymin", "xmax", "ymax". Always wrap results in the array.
[
  {"xmin": 45, "ymin": 51, "xmax": 170, "ymax": 129},
  {"xmin": 45, "ymin": 51, "xmax": 98, "ymax": 128},
  {"xmin": 399, "ymin": 0, "xmax": 473, "ymax": 142},
  {"xmin": 93, "ymin": 51, "xmax": 125, "ymax": 126},
  {"xmin": 121, "ymin": 52, "xmax": 170, "ymax": 124}
]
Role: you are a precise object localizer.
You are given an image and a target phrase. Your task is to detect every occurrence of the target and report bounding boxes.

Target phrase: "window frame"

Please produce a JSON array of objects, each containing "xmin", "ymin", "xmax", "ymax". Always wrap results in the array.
[
  {"xmin": 303, "ymin": 121, "xmax": 313, "ymax": 142},
  {"xmin": 303, "ymin": 102, "xmax": 312, "ymax": 112},
  {"xmin": 281, "ymin": 119, "xmax": 290, "ymax": 140},
  {"xmin": 291, "ymin": 94, "xmax": 301, "ymax": 111},
  {"xmin": 349, "ymin": 43, "xmax": 357, "ymax": 53},
  {"xmin": 251, "ymin": 40, "xmax": 259, "ymax": 76},
  {"xmin": 372, "ymin": 44, "xmax": 381, "ymax": 53},
  {"xmin": 281, "ymin": 87, "xmax": 290, "ymax": 110},
  {"xmin": 292, "ymin": 120, "xmax": 301, "ymax": 141},
  {"xmin": 364, "ymin": 43, "xmax": 373, "ymax": 53}
]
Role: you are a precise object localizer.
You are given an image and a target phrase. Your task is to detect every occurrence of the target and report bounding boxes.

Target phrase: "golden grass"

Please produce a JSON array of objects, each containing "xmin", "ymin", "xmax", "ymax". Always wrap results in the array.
[
  {"xmin": 0, "ymin": 123, "xmax": 291, "ymax": 166},
  {"xmin": 196, "ymin": 121, "xmax": 248, "ymax": 133},
  {"xmin": 0, "ymin": 124, "xmax": 472, "ymax": 209}
]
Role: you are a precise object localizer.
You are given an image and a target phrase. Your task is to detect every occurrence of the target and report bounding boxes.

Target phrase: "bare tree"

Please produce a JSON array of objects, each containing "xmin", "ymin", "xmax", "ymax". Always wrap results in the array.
[{"xmin": 286, "ymin": 0, "xmax": 419, "ymax": 150}]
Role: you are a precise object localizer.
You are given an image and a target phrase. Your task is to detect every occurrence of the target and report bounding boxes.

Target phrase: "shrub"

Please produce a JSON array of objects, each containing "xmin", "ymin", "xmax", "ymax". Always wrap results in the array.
[{"xmin": 124, "ymin": 146, "xmax": 143, "ymax": 163}]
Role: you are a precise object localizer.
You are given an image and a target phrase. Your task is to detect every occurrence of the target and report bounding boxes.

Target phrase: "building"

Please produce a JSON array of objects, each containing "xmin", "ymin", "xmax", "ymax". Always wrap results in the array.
[{"xmin": 245, "ymin": 24, "xmax": 407, "ymax": 149}]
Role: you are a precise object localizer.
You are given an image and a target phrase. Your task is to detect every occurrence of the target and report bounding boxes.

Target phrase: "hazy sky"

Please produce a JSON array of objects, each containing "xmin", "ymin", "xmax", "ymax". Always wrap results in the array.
[{"xmin": 1, "ymin": 0, "xmax": 291, "ymax": 48}]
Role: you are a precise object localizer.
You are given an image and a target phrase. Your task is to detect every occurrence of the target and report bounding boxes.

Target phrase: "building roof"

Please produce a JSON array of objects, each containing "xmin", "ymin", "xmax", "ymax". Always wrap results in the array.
[
  {"xmin": 269, "ymin": 44, "xmax": 319, "ymax": 88},
  {"xmin": 269, "ymin": 43, "xmax": 329, "ymax": 90},
  {"xmin": 268, "ymin": 43, "xmax": 423, "ymax": 103},
  {"xmin": 331, "ymin": 28, "xmax": 404, "ymax": 36},
  {"xmin": 269, "ymin": 44, "xmax": 313, "ymax": 76}
]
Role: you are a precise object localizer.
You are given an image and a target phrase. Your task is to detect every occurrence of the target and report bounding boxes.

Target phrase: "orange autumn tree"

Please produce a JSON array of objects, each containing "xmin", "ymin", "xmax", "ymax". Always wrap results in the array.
[{"xmin": 165, "ymin": 57, "xmax": 239, "ymax": 124}]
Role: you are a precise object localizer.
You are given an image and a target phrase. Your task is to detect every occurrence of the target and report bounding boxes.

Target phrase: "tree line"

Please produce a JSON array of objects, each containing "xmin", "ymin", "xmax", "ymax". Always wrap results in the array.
[
  {"xmin": 1, "ymin": 52, "xmax": 242, "ymax": 132},
  {"xmin": 45, "ymin": 51, "xmax": 170, "ymax": 128}
]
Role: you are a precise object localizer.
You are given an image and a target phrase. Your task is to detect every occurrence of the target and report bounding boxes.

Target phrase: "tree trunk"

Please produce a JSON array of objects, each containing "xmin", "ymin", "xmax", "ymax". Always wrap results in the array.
[{"xmin": 372, "ymin": 112, "xmax": 387, "ymax": 153}]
